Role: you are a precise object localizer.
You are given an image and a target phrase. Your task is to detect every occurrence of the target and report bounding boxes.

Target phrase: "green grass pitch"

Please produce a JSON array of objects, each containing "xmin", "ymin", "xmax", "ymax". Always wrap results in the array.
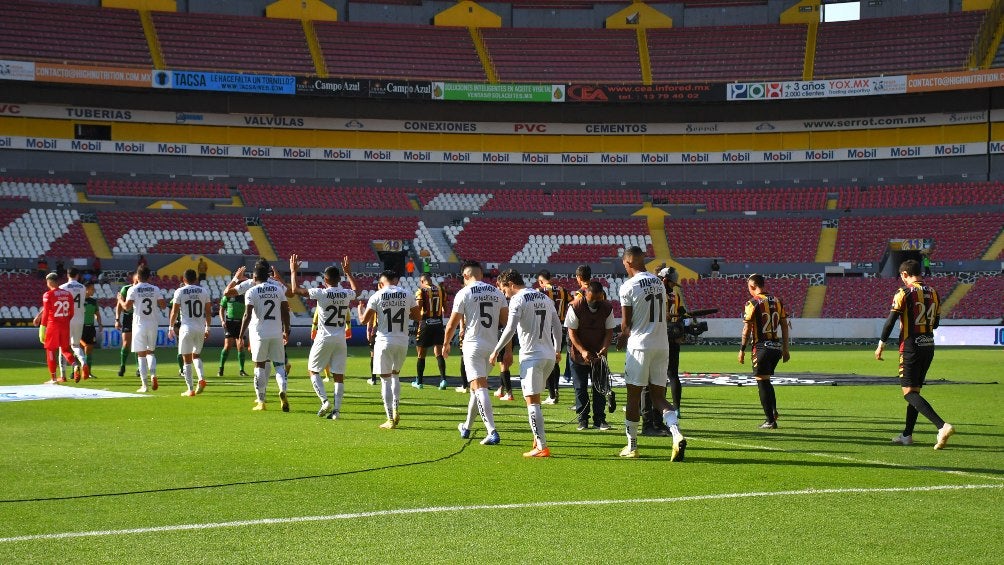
[{"xmin": 0, "ymin": 345, "xmax": 1001, "ymax": 563}]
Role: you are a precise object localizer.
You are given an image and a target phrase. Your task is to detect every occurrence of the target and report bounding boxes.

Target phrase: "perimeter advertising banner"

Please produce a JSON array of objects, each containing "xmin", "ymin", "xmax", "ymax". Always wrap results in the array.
[
  {"xmin": 566, "ymin": 83, "xmax": 724, "ymax": 103},
  {"xmin": 727, "ymin": 75, "xmax": 907, "ymax": 101},
  {"xmin": 0, "ymin": 60, "xmax": 34, "ymax": 81},
  {"xmin": 151, "ymin": 70, "xmax": 295, "ymax": 95},
  {"xmin": 432, "ymin": 82, "xmax": 565, "ymax": 102},
  {"xmin": 294, "ymin": 77, "xmax": 433, "ymax": 99},
  {"xmin": 907, "ymin": 69, "xmax": 1004, "ymax": 93}
]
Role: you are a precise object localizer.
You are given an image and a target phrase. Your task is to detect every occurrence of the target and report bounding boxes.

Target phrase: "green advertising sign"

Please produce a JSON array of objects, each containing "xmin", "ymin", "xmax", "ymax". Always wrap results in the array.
[{"xmin": 432, "ymin": 82, "xmax": 565, "ymax": 102}]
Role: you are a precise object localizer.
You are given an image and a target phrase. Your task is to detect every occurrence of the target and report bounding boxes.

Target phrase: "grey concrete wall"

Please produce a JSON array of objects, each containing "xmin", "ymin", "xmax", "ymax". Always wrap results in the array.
[{"xmin": 859, "ymin": 0, "xmax": 951, "ymax": 19}]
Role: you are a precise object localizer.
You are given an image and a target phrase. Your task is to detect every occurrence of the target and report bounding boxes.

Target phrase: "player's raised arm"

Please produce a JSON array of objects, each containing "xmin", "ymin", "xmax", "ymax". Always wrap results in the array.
[
  {"xmin": 342, "ymin": 256, "xmax": 359, "ymax": 293},
  {"xmin": 224, "ymin": 266, "xmax": 247, "ymax": 297},
  {"xmin": 288, "ymin": 254, "xmax": 309, "ymax": 297}
]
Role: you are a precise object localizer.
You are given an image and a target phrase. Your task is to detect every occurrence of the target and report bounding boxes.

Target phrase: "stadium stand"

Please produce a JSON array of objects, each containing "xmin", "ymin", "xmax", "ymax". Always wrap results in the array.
[
  {"xmin": 0, "ymin": 0, "xmax": 151, "ymax": 66},
  {"xmin": 152, "ymin": 11, "xmax": 315, "ymax": 74},
  {"xmin": 678, "ymin": 276, "xmax": 810, "ymax": 319},
  {"xmin": 98, "ymin": 212, "xmax": 257, "ymax": 256},
  {"xmin": 262, "ymin": 214, "xmax": 419, "ymax": 262},
  {"xmin": 0, "ymin": 208, "xmax": 91, "ymax": 259},
  {"xmin": 946, "ymin": 275, "xmax": 1004, "ymax": 319},
  {"xmin": 0, "ymin": 179, "xmax": 76, "ymax": 203},
  {"xmin": 820, "ymin": 275, "xmax": 958, "ymax": 318},
  {"xmin": 314, "ymin": 22, "xmax": 485, "ymax": 81},
  {"xmin": 833, "ymin": 213, "xmax": 1004, "ymax": 262},
  {"xmin": 664, "ymin": 217, "xmax": 822, "ymax": 262},
  {"xmin": 417, "ymin": 188, "xmax": 642, "ymax": 211},
  {"xmin": 814, "ymin": 11, "xmax": 985, "ymax": 78},
  {"xmin": 480, "ymin": 28, "xmax": 642, "ymax": 83},
  {"xmin": 647, "ymin": 24, "xmax": 806, "ymax": 82},
  {"xmin": 86, "ymin": 179, "xmax": 230, "ymax": 200},
  {"xmin": 651, "ymin": 187, "xmax": 827, "ymax": 211},
  {"xmin": 239, "ymin": 184, "xmax": 414, "ymax": 210},
  {"xmin": 837, "ymin": 182, "xmax": 1004, "ymax": 209}
]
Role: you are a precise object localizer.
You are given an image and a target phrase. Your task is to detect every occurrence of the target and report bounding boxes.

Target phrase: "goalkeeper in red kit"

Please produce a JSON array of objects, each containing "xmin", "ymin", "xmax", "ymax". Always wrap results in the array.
[{"xmin": 33, "ymin": 272, "xmax": 79, "ymax": 383}]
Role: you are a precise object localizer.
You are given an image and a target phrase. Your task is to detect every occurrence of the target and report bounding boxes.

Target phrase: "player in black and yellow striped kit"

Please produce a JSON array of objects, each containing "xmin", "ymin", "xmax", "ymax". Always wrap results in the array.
[
  {"xmin": 875, "ymin": 259, "xmax": 955, "ymax": 449},
  {"xmin": 414, "ymin": 273, "xmax": 448, "ymax": 389},
  {"xmin": 739, "ymin": 274, "xmax": 789, "ymax": 429},
  {"xmin": 537, "ymin": 270, "xmax": 572, "ymax": 404}
]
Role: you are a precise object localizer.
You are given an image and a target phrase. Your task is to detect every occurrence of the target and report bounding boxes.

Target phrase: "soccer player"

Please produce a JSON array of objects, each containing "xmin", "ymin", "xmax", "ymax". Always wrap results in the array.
[
  {"xmin": 875, "ymin": 259, "xmax": 954, "ymax": 449},
  {"xmin": 168, "ymin": 269, "xmax": 212, "ymax": 397},
  {"xmin": 218, "ymin": 292, "xmax": 248, "ymax": 377},
  {"xmin": 33, "ymin": 272, "xmax": 79, "ymax": 383},
  {"xmin": 289, "ymin": 254, "xmax": 358, "ymax": 419},
  {"xmin": 566, "ymin": 281, "xmax": 614, "ymax": 431},
  {"xmin": 359, "ymin": 270, "xmax": 420, "ymax": 428},
  {"xmin": 615, "ymin": 246, "xmax": 685, "ymax": 461},
  {"xmin": 738, "ymin": 274, "xmax": 790, "ymax": 430},
  {"xmin": 536, "ymin": 269, "xmax": 572, "ymax": 404},
  {"xmin": 123, "ymin": 265, "xmax": 167, "ymax": 393},
  {"xmin": 79, "ymin": 281, "xmax": 102, "ymax": 379},
  {"xmin": 413, "ymin": 273, "xmax": 448, "ymax": 390},
  {"xmin": 490, "ymin": 268, "xmax": 561, "ymax": 458},
  {"xmin": 237, "ymin": 264, "xmax": 290, "ymax": 411},
  {"xmin": 59, "ymin": 267, "xmax": 87, "ymax": 381},
  {"xmin": 114, "ymin": 270, "xmax": 137, "ymax": 377},
  {"xmin": 443, "ymin": 260, "xmax": 508, "ymax": 446},
  {"xmin": 640, "ymin": 266, "xmax": 687, "ymax": 436}
]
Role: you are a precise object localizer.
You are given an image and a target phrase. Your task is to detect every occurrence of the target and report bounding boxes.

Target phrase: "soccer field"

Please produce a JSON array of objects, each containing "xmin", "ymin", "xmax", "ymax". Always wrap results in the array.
[{"xmin": 0, "ymin": 345, "xmax": 1001, "ymax": 563}]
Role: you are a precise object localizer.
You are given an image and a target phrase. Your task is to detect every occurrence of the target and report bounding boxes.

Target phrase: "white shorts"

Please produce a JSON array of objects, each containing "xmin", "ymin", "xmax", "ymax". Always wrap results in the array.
[
  {"xmin": 462, "ymin": 345, "xmax": 494, "ymax": 381},
  {"xmin": 519, "ymin": 357, "xmax": 555, "ymax": 397},
  {"xmin": 69, "ymin": 319, "xmax": 84, "ymax": 343},
  {"xmin": 373, "ymin": 341, "xmax": 407, "ymax": 375},
  {"xmin": 131, "ymin": 325, "xmax": 158, "ymax": 353},
  {"xmin": 177, "ymin": 327, "xmax": 206, "ymax": 356},
  {"xmin": 308, "ymin": 337, "xmax": 347, "ymax": 375},
  {"xmin": 624, "ymin": 347, "xmax": 669, "ymax": 387},
  {"xmin": 250, "ymin": 336, "xmax": 286, "ymax": 364}
]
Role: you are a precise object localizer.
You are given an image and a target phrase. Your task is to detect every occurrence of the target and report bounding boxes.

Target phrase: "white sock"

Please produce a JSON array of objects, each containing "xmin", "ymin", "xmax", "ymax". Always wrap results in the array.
[
  {"xmin": 71, "ymin": 344, "xmax": 85, "ymax": 366},
  {"xmin": 137, "ymin": 356, "xmax": 148, "ymax": 387},
  {"xmin": 254, "ymin": 366, "xmax": 267, "ymax": 403},
  {"xmin": 381, "ymin": 377, "xmax": 393, "ymax": 419},
  {"xmin": 58, "ymin": 351, "xmax": 67, "ymax": 378},
  {"xmin": 148, "ymin": 355, "xmax": 157, "ymax": 376},
  {"xmin": 625, "ymin": 420, "xmax": 639, "ymax": 451},
  {"xmin": 391, "ymin": 375, "xmax": 401, "ymax": 413},
  {"xmin": 475, "ymin": 388, "xmax": 496, "ymax": 433},
  {"xmin": 311, "ymin": 373, "xmax": 327, "ymax": 402},
  {"xmin": 193, "ymin": 358, "xmax": 204, "ymax": 380},
  {"xmin": 464, "ymin": 392, "xmax": 478, "ymax": 429},
  {"xmin": 333, "ymin": 381, "xmax": 344, "ymax": 412},
  {"xmin": 274, "ymin": 365, "xmax": 288, "ymax": 393},
  {"xmin": 663, "ymin": 408, "xmax": 679, "ymax": 428},
  {"xmin": 183, "ymin": 363, "xmax": 193, "ymax": 390},
  {"xmin": 528, "ymin": 403, "xmax": 546, "ymax": 449}
]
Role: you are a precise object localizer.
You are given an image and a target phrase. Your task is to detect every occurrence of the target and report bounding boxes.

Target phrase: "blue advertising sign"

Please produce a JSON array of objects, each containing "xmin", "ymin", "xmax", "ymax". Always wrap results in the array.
[{"xmin": 152, "ymin": 70, "xmax": 295, "ymax": 95}]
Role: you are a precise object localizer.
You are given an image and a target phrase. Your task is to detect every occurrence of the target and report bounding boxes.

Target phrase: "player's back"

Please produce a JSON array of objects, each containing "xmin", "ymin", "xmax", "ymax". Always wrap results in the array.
[
  {"xmin": 619, "ymin": 271, "xmax": 668, "ymax": 350},
  {"xmin": 43, "ymin": 288, "xmax": 74, "ymax": 327},
  {"xmin": 174, "ymin": 284, "xmax": 210, "ymax": 329},
  {"xmin": 246, "ymin": 281, "xmax": 286, "ymax": 339},
  {"xmin": 894, "ymin": 282, "xmax": 939, "ymax": 339},
  {"xmin": 128, "ymin": 282, "xmax": 162, "ymax": 328},
  {"xmin": 59, "ymin": 280, "xmax": 85, "ymax": 323},
  {"xmin": 456, "ymin": 281, "xmax": 506, "ymax": 349},
  {"xmin": 745, "ymin": 292, "xmax": 786, "ymax": 343},
  {"xmin": 309, "ymin": 286, "xmax": 355, "ymax": 339},
  {"xmin": 417, "ymin": 285, "xmax": 445, "ymax": 320},
  {"xmin": 511, "ymin": 288, "xmax": 558, "ymax": 360},
  {"xmin": 368, "ymin": 284, "xmax": 414, "ymax": 343}
]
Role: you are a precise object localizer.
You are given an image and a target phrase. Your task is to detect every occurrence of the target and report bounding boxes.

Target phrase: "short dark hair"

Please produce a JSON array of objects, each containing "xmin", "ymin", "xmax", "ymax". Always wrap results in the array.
[
  {"xmin": 254, "ymin": 257, "xmax": 269, "ymax": 269},
  {"xmin": 184, "ymin": 269, "xmax": 197, "ymax": 283},
  {"xmin": 747, "ymin": 273, "xmax": 765, "ymax": 289},
  {"xmin": 67, "ymin": 267, "xmax": 79, "ymax": 277},
  {"xmin": 253, "ymin": 265, "xmax": 270, "ymax": 282},
  {"xmin": 586, "ymin": 280, "xmax": 604, "ymax": 296},
  {"xmin": 45, "ymin": 272, "xmax": 59, "ymax": 282},
  {"xmin": 324, "ymin": 265, "xmax": 341, "ymax": 283},
  {"xmin": 461, "ymin": 259, "xmax": 482, "ymax": 275},
  {"xmin": 575, "ymin": 265, "xmax": 591, "ymax": 281},
  {"xmin": 623, "ymin": 246, "xmax": 645, "ymax": 262},
  {"xmin": 420, "ymin": 272, "xmax": 433, "ymax": 283},
  {"xmin": 136, "ymin": 265, "xmax": 151, "ymax": 281},
  {"xmin": 497, "ymin": 268, "xmax": 524, "ymax": 287},
  {"xmin": 900, "ymin": 259, "xmax": 922, "ymax": 277},
  {"xmin": 536, "ymin": 269, "xmax": 552, "ymax": 281},
  {"xmin": 380, "ymin": 269, "xmax": 400, "ymax": 283}
]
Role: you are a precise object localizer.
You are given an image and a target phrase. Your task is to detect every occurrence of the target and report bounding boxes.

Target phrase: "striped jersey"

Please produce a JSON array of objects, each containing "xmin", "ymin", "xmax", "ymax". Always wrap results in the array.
[
  {"xmin": 743, "ymin": 292, "xmax": 787, "ymax": 344},
  {"xmin": 890, "ymin": 281, "xmax": 940, "ymax": 341}
]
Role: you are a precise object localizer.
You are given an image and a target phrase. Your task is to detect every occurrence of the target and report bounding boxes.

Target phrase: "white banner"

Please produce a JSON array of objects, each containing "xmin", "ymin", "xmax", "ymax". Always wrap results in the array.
[
  {"xmin": 0, "ymin": 102, "xmax": 988, "ymax": 135},
  {"xmin": 728, "ymin": 75, "xmax": 907, "ymax": 101},
  {"xmin": 0, "ymin": 60, "xmax": 35, "ymax": 81},
  {"xmin": 934, "ymin": 325, "xmax": 1004, "ymax": 347},
  {"xmin": 0, "ymin": 136, "xmax": 986, "ymax": 164}
]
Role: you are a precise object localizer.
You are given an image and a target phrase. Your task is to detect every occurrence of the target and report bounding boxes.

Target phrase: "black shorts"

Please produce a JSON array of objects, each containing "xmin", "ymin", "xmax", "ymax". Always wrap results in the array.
[
  {"xmin": 416, "ymin": 319, "xmax": 445, "ymax": 348},
  {"xmin": 752, "ymin": 341, "xmax": 782, "ymax": 377},
  {"xmin": 81, "ymin": 325, "xmax": 97, "ymax": 345},
  {"xmin": 899, "ymin": 336, "xmax": 935, "ymax": 388},
  {"xmin": 224, "ymin": 320, "xmax": 242, "ymax": 339},
  {"xmin": 119, "ymin": 312, "xmax": 133, "ymax": 333}
]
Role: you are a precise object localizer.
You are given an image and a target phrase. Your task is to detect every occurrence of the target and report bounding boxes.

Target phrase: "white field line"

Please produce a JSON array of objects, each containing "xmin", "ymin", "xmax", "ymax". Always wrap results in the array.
[{"xmin": 0, "ymin": 483, "xmax": 999, "ymax": 544}]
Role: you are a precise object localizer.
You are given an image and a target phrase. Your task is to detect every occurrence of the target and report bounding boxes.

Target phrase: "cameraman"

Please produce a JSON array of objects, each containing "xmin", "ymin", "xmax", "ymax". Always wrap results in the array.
[{"xmin": 642, "ymin": 267, "xmax": 687, "ymax": 436}]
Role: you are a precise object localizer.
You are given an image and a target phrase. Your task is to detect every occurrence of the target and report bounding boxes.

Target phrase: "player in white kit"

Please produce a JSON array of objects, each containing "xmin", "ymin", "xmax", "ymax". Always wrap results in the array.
[
  {"xmin": 238, "ymin": 264, "xmax": 290, "ymax": 412},
  {"xmin": 490, "ymin": 268, "xmax": 562, "ymax": 458},
  {"xmin": 615, "ymin": 246, "xmax": 686, "ymax": 461},
  {"xmin": 124, "ymin": 265, "xmax": 167, "ymax": 393},
  {"xmin": 359, "ymin": 269, "xmax": 419, "ymax": 429},
  {"xmin": 58, "ymin": 267, "xmax": 87, "ymax": 381},
  {"xmin": 289, "ymin": 254, "xmax": 358, "ymax": 420},
  {"xmin": 443, "ymin": 260, "xmax": 508, "ymax": 446},
  {"xmin": 168, "ymin": 269, "xmax": 212, "ymax": 397}
]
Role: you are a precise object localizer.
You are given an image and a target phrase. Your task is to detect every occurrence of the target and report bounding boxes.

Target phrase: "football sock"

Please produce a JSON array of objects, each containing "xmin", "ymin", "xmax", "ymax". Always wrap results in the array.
[
  {"xmin": 669, "ymin": 375, "xmax": 682, "ymax": 410},
  {"xmin": 311, "ymin": 373, "xmax": 327, "ymax": 402},
  {"xmin": 624, "ymin": 419, "xmax": 639, "ymax": 451},
  {"xmin": 193, "ymin": 358, "xmax": 204, "ymax": 380},
  {"xmin": 58, "ymin": 352, "xmax": 67, "ymax": 378},
  {"xmin": 274, "ymin": 365, "xmax": 288, "ymax": 393},
  {"xmin": 137, "ymin": 356, "xmax": 149, "ymax": 388},
  {"xmin": 71, "ymin": 344, "xmax": 85, "ymax": 366},
  {"xmin": 903, "ymin": 404, "xmax": 919, "ymax": 437},
  {"xmin": 219, "ymin": 348, "xmax": 229, "ymax": 370},
  {"xmin": 527, "ymin": 403, "xmax": 546, "ymax": 449},
  {"xmin": 501, "ymin": 369, "xmax": 512, "ymax": 393},
  {"xmin": 237, "ymin": 349, "xmax": 246, "ymax": 371},
  {"xmin": 464, "ymin": 391, "xmax": 478, "ymax": 429},
  {"xmin": 904, "ymin": 391, "xmax": 945, "ymax": 429},
  {"xmin": 475, "ymin": 387, "xmax": 496, "ymax": 432},
  {"xmin": 416, "ymin": 357, "xmax": 426, "ymax": 384},
  {"xmin": 254, "ymin": 366, "xmax": 267, "ymax": 403},
  {"xmin": 757, "ymin": 380, "xmax": 775, "ymax": 422},
  {"xmin": 46, "ymin": 349, "xmax": 57, "ymax": 375},
  {"xmin": 380, "ymin": 377, "xmax": 393, "ymax": 419},
  {"xmin": 148, "ymin": 355, "xmax": 157, "ymax": 376},
  {"xmin": 333, "ymin": 382, "xmax": 344, "ymax": 412},
  {"xmin": 182, "ymin": 364, "xmax": 193, "ymax": 391},
  {"xmin": 436, "ymin": 355, "xmax": 447, "ymax": 379},
  {"xmin": 391, "ymin": 376, "xmax": 401, "ymax": 412}
]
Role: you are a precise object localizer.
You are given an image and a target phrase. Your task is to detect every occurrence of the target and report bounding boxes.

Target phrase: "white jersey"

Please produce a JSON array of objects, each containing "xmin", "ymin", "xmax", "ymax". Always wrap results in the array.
[
  {"xmin": 235, "ymin": 277, "xmax": 286, "ymax": 296},
  {"xmin": 496, "ymin": 288, "xmax": 561, "ymax": 362},
  {"xmin": 59, "ymin": 280, "xmax": 86, "ymax": 325},
  {"xmin": 245, "ymin": 280, "xmax": 287, "ymax": 340},
  {"xmin": 126, "ymin": 282, "xmax": 163, "ymax": 330},
  {"xmin": 619, "ymin": 271, "xmax": 669, "ymax": 351},
  {"xmin": 309, "ymin": 286, "xmax": 356, "ymax": 340},
  {"xmin": 365, "ymin": 284, "xmax": 416, "ymax": 345},
  {"xmin": 452, "ymin": 280, "xmax": 506, "ymax": 349},
  {"xmin": 172, "ymin": 284, "xmax": 211, "ymax": 331}
]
